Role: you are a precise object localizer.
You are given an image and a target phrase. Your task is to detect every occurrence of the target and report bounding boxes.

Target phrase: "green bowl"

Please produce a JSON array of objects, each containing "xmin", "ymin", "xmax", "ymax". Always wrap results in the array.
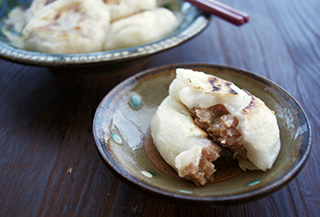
[
  {"xmin": 0, "ymin": 0, "xmax": 209, "ymax": 67},
  {"xmin": 93, "ymin": 63, "xmax": 311, "ymax": 205}
]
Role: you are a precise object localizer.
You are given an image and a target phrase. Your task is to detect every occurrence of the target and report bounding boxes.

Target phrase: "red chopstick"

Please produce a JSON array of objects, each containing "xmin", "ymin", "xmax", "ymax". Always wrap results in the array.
[{"xmin": 184, "ymin": 0, "xmax": 249, "ymax": 26}]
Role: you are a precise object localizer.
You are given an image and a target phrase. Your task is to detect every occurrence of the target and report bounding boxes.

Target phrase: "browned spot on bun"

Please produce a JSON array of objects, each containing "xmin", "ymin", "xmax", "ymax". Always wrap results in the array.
[
  {"xmin": 242, "ymin": 90, "xmax": 259, "ymax": 116},
  {"xmin": 225, "ymin": 82, "xmax": 238, "ymax": 94},
  {"xmin": 46, "ymin": 0, "xmax": 56, "ymax": 5},
  {"xmin": 243, "ymin": 97, "xmax": 258, "ymax": 113},
  {"xmin": 104, "ymin": 0, "xmax": 121, "ymax": 5},
  {"xmin": 208, "ymin": 77, "xmax": 238, "ymax": 94},
  {"xmin": 208, "ymin": 77, "xmax": 221, "ymax": 91}
]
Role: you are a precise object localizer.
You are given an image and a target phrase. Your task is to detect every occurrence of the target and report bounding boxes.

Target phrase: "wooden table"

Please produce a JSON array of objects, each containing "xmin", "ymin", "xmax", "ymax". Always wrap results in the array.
[{"xmin": 0, "ymin": 0, "xmax": 319, "ymax": 216}]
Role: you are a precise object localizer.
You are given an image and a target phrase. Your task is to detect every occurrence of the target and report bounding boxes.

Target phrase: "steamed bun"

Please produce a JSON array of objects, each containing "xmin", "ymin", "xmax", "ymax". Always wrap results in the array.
[
  {"xmin": 103, "ymin": 8, "xmax": 178, "ymax": 50},
  {"xmin": 22, "ymin": 0, "xmax": 110, "ymax": 54},
  {"xmin": 151, "ymin": 68, "xmax": 281, "ymax": 185}
]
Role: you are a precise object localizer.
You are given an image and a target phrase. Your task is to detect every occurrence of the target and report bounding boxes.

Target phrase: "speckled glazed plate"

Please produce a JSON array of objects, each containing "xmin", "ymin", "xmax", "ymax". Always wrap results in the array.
[
  {"xmin": 93, "ymin": 64, "xmax": 311, "ymax": 205},
  {"xmin": 0, "ymin": 0, "xmax": 209, "ymax": 67}
]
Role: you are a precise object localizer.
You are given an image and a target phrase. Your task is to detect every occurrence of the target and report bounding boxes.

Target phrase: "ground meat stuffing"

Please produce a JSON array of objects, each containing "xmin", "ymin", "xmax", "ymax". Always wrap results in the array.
[
  {"xmin": 190, "ymin": 104, "xmax": 247, "ymax": 159},
  {"xmin": 181, "ymin": 144, "xmax": 222, "ymax": 186}
]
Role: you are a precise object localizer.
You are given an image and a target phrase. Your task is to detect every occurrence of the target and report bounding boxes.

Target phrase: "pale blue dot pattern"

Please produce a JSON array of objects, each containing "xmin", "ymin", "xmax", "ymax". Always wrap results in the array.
[
  {"xmin": 178, "ymin": 190, "xmax": 193, "ymax": 194},
  {"xmin": 111, "ymin": 133, "xmax": 122, "ymax": 144},
  {"xmin": 247, "ymin": 179, "xmax": 262, "ymax": 187},
  {"xmin": 147, "ymin": 170, "xmax": 159, "ymax": 177},
  {"xmin": 141, "ymin": 170, "xmax": 159, "ymax": 178},
  {"xmin": 129, "ymin": 93, "xmax": 142, "ymax": 109}
]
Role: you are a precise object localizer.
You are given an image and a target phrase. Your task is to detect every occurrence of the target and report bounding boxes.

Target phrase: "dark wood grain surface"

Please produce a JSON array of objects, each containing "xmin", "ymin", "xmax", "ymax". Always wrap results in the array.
[{"xmin": 0, "ymin": 0, "xmax": 319, "ymax": 216}]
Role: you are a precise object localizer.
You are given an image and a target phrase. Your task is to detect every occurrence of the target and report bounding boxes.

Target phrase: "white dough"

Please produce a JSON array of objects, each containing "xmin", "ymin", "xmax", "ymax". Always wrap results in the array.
[
  {"xmin": 103, "ymin": 8, "xmax": 178, "ymax": 50},
  {"xmin": 4, "ymin": 6, "xmax": 27, "ymax": 33},
  {"xmin": 24, "ymin": 0, "xmax": 56, "ymax": 22},
  {"xmin": 236, "ymin": 96, "xmax": 281, "ymax": 171},
  {"xmin": 103, "ymin": 0, "xmax": 157, "ymax": 21},
  {"xmin": 169, "ymin": 69, "xmax": 253, "ymax": 114},
  {"xmin": 22, "ymin": 0, "xmax": 110, "ymax": 54},
  {"xmin": 151, "ymin": 96, "xmax": 215, "ymax": 177}
]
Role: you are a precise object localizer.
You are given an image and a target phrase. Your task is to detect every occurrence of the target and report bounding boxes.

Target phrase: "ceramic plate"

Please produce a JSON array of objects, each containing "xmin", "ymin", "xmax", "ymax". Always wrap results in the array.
[
  {"xmin": 93, "ymin": 63, "xmax": 311, "ymax": 205},
  {"xmin": 0, "ymin": 1, "xmax": 209, "ymax": 67}
]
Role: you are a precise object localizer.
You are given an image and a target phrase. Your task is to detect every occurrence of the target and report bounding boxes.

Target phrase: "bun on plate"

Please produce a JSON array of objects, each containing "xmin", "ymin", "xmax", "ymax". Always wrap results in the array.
[
  {"xmin": 22, "ymin": 0, "xmax": 110, "ymax": 54},
  {"xmin": 151, "ymin": 68, "xmax": 281, "ymax": 186}
]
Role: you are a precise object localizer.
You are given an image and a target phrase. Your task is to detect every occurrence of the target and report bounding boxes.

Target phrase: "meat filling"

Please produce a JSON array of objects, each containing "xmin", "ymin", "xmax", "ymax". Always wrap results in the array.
[
  {"xmin": 181, "ymin": 144, "xmax": 221, "ymax": 186},
  {"xmin": 179, "ymin": 104, "xmax": 248, "ymax": 185},
  {"xmin": 190, "ymin": 104, "xmax": 247, "ymax": 159}
]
